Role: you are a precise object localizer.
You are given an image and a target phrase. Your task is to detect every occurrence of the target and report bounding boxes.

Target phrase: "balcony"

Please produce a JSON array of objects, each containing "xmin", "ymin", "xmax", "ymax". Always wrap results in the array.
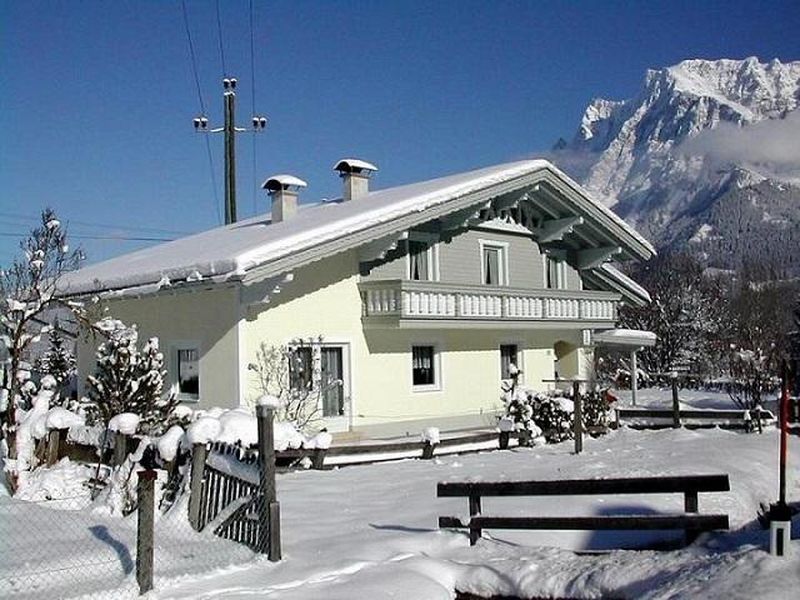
[{"xmin": 359, "ymin": 280, "xmax": 619, "ymax": 329}]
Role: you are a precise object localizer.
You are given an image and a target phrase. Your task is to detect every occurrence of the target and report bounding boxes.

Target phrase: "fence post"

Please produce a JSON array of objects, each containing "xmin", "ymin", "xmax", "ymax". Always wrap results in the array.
[
  {"xmin": 573, "ymin": 380, "xmax": 583, "ymax": 454},
  {"xmin": 421, "ymin": 441, "xmax": 436, "ymax": 459},
  {"xmin": 136, "ymin": 469, "xmax": 156, "ymax": 595},
  {"xmin": 188, "ymin": 443, "xmax": 208, "ymax": 531},
  {"xmin": 45, "ymin": 428, "xmax": 62, "ymax": 466},
  {"xmin": 256, "ymin": 405, "xmax": 281, "ymax": 561},
  {"xmin": 113, "ymin": 431, "xmax": 129, "ymax": 467},
  {"xmin": 671, "ymin": 375, "xmax": 681, "ymax": 429},
  {"xmin": 498, "ymin": 431, "xmax": 510, "ymax": 450},
  {"xmin": 310, "ymin": 448, "xmax": 327, "ymax": 470}
]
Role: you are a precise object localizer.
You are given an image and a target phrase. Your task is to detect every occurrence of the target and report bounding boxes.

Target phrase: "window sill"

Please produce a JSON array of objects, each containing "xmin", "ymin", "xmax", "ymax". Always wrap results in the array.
[{"xmin": 412, "ymin": 384, "xmax": 442, "ymax": 393}]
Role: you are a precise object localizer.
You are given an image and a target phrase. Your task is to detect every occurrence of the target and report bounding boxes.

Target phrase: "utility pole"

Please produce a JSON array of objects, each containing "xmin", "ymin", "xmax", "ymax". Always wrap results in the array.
[{"xmin": 194, "ymin": 77, "xmax": 267, "ymax": 225}]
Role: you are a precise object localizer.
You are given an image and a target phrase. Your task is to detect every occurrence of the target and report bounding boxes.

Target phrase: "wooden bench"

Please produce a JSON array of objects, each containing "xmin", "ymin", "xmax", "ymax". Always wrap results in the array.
[
  {"xmin": 438, "ymin": 474, "xmax": 730, "ymax": 546},
  {"xmin": 615, "ymin": 407, "xmax": 775, "ymax": 430}
]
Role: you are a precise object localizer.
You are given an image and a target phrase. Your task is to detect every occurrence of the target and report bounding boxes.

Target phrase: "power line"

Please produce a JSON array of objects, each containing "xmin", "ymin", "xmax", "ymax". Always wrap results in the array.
[
  {"xmin": 180, "ymin": 0, "xmax": 223, "ymax": 226},
  {"xmin": 0, "ymin": 232, "xmax": 174, "ymax": 242},
  {"xmin": 0, "ymin": 212, "xmax": 191, "ymax": 236}
]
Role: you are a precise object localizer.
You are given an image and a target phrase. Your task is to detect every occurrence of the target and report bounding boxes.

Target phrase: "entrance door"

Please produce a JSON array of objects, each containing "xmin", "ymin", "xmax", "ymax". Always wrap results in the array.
[{"xmin": 320, "ymin": 347, "xmax": 345, "ymax": 418}]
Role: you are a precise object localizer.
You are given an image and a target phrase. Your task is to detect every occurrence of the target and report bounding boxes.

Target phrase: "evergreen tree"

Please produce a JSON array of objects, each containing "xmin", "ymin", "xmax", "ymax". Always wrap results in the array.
[
  {"xmin": 85, "ymin": 319, "xmax": 177, "ymax": 435},
  {"xmin": 36, "ymin": 327, "xmax": 76, "ymax": 402}
]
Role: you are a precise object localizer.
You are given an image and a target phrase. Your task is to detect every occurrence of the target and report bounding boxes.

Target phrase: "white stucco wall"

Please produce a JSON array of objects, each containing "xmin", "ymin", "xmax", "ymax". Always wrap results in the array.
[
  {"xmin": 242, "ymin": 250, "xmax": 588, "ymax": 435},
  {"xmin": 76, "ymin": 286, "xmax": 241, "ymax": 411}
]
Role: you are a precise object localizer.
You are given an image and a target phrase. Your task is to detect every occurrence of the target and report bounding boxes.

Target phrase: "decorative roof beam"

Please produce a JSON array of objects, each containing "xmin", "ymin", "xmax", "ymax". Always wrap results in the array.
[
  {"xmin": 531, "ymin": 216, "xmax": 584, "ymax": 243},
  {"xmin": 439, "ymin": 206, "xmax": 483, "ymax": 232},
  {"xmin": 574, "ymin": 246, "xmax": 622, "ymax": 269},
  {"xmin": 358, "ymin": 232, "xmax": 409, "ymax": 262}
]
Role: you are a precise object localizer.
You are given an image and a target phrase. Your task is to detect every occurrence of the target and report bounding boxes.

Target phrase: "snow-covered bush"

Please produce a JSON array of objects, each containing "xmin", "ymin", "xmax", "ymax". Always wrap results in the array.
[
  {"xmin": 581, "ymin": 389, "xmax": 614, "ymax": 431},
  {"xmin": 83, "ymin": 318, "xmax": 177, "ymax": 435},
  {"xmin": 727, "ymin": 346, "xmax": 779, "ymax": 410},
  {"xmin": 1, "ymin": 209, "xmax": 87, "ymax": 491}
]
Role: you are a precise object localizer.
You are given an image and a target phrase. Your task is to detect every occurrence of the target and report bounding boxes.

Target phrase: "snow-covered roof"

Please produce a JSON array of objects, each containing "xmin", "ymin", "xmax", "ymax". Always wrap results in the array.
[
  {"xmin": 58, "ymin": 159, "xmax": 655, "ymax": 297},
  {"xmin": 593, "ymin": 328, "xmax": 657, "ymax": 348},
  {"xmin": 583, "ymin": 263, "xmax": 652, "ymax": 307}
]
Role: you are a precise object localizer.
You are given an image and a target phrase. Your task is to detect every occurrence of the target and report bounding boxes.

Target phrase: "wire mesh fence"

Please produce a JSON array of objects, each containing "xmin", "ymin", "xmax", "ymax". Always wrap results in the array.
[{"xmin": 0, "ymin": 458, "xmax": 259, "ymax": 599}]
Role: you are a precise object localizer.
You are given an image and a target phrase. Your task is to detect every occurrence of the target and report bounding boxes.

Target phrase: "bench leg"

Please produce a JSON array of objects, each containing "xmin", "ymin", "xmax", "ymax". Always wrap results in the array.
[{"xmin": 684, "ymin": 490, "xmax": 699, "ymax": 545}]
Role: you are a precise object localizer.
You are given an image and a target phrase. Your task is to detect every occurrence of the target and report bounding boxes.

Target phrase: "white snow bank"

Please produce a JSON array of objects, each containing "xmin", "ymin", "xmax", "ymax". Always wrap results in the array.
[
  {"xmin": 421, "ymin": 427, "xmax": 441, "ymax": 445},
  {"xmin": 217, "ymin": 408, "xmax": 258, "ymax": 446},
  {"xmin": 157, "ymin": 425, "xmax": 185, "ymax": 462},
  {"xmin": 15, "ymin": 458, "xmax": 94, "ymax": 506},
  {"xmin": 185, "ymin": 416, "xmax": 222, "ymax": 446},
  {"xmin": 172, "ymin": 404, "xmax": 194, "ymax": 422},
  {"xmin": 183, "ymin": 407, "xmax": 306, "ymax": 450},
  {"xmin": 107, "ymin": 412, "xmax": 140, "ymax": 435},
  {"xmin": 256, "ymin": 394, "xmax": 282, "ymax": 409},
  {"xmin": 305, "ymin": 430, "xmax": 332, "ymax": 451},
  {"xmin": 44, "ymin": 407, "xmax": 84, "ymax": 431}
]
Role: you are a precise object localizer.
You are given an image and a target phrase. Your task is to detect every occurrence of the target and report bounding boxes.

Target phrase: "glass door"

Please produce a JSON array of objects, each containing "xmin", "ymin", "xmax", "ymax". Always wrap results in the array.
[{"xmin": 320, "ymin": 347, "xmax": 344, "ymax": 418}]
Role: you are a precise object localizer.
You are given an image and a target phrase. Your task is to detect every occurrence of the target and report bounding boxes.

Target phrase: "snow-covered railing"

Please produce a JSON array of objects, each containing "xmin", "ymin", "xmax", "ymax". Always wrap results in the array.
[{"xmin": 359, "ymin": 280, "xmax": 618, "ymax": 324}]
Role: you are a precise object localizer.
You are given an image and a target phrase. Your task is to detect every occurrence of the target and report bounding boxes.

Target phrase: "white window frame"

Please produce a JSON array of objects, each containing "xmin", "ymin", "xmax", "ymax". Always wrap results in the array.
[
  {"xmin": 411, "ymin": 343, "xmax": 442, "ymax": 393},
  {"xmin": 170, "ymin": 341, "xmax": 201, "ymax": 403},
  {"xmin": 287, "ymin": 340, "xmax": 353, "ymax": 427},
  {"xmin": 405, "ymin": 232, "xmax": 440, "ymax": 281},
  {"xmin": 479, "ymin": 239, "xmax": 510, "ymax": 286}
]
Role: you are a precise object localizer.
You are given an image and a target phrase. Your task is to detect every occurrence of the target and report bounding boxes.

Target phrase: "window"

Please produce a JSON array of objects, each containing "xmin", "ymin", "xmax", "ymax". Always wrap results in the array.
[
  {"xmin": 289, "ymin": 346, "xmax": 313, "ymax": 392},
  {"xmin": 408, "ymin": 240, "xmax": 430, "ymax": 281},
  {"xmin": 479, "ymin": 240, "xmax": 508, "ymax": 286},
  {"xmin": 412, "ymin": 345, "xmax": 438, "ymax": 389},
  {"xmin": 546, "ymin": 255, "xmax": 566, "ymax": 289},
  {"xmin": 500, "ymin": 344, "xmax": 519, "ymax": 380},
  {"xmin": 177, "ymin": 348, "xmax": 199, "ymax": 399},
  {"xmin": 407, "ymin": 237, "xmax": 438, "ymax": 281}
]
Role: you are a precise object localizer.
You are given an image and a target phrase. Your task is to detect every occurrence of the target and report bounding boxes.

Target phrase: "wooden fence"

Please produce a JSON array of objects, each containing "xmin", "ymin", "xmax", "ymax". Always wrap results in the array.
[{"xmin": 187, "ymin": 442, "xmax": 264, "ymax": 551}]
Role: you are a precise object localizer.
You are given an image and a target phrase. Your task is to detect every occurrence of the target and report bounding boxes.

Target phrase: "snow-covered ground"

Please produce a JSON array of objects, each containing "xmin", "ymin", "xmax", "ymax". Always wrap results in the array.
[
  {"xmin": 156, "ymin": 427, "xmax": 797, "ymax": 598},
  {"xmin": 2, "ymin": 390, "xmax": 798, "ymax": 599}
]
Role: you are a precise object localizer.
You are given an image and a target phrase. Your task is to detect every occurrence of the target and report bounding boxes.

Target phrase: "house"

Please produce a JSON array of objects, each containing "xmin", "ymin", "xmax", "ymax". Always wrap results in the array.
[{"xmin": 62, "ymin": 158, "xmax": 655, "ymax": 437}]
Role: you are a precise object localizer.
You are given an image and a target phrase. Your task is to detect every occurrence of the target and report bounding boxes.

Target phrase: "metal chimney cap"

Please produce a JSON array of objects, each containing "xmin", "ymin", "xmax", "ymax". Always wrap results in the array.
[
  {"xmin": 333, "ymin": 158, "xmax": 379, "ymax": 175},
  {"xmin": 261, "ymin": 174, "xmax": 308, "ymax": 192}
]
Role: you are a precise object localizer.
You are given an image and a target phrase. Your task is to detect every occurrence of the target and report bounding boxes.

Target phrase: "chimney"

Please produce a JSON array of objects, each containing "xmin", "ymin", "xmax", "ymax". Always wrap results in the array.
[
  {"xmin": 262, "ymin": 174, "xmax": 307, "ymax": 223},
  {"xmin": 333, "ymin": 158, "xmax": 378, "ymax": 201}
]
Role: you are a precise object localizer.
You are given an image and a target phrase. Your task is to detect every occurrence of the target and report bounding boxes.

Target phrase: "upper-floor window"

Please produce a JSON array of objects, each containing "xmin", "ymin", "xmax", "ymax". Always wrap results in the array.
[
  {"xmin": 546, "ymin": 255, "xmax": 567, "ymax": 289},
  {"xmin": 408, "ymin": 240, "xmax": 431, "ymax": 281},
  {"xmin": 406, "ymin": 236, "xmax": 438, "ymax": 281},
  {"xmin": 479, "ymin": 240, "xmax": 509, "ymax": 286}
]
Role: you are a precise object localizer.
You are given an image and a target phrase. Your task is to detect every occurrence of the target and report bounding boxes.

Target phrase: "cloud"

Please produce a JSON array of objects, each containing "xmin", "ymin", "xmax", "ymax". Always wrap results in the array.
[{"xmin": 678, "ymin": 110, "xmax": 800, "ymax": 180}]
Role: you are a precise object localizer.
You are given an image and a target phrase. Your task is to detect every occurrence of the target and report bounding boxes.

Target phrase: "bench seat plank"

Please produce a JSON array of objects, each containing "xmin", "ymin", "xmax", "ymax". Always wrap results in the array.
[
  {"xmin": 437, "ymin": 475, "xmax": 729, "ymax": 498},
  {"xmin": 439, "ymin": 514, "xmax": 729, "ymax": 531}
]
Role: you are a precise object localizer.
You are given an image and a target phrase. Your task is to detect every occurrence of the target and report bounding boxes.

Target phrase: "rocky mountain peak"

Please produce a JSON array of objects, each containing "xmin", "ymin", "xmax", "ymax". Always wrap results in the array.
[{"xmin": 553, "ymin": 57, "xmax": 800, "ymax": 275}]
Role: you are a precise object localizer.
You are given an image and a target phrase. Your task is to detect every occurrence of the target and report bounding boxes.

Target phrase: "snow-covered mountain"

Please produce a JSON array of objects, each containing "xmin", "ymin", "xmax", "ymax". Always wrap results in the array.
[{"xmin": 553, "ymin": 57, "xmax": 800, "ymax": 274}]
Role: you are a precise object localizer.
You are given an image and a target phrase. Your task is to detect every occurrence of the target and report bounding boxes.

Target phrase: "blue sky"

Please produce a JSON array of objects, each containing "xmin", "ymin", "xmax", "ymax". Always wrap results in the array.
[{"xmin": 1, "ymin": 0, "xmax": 798, "ymax": 266}]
